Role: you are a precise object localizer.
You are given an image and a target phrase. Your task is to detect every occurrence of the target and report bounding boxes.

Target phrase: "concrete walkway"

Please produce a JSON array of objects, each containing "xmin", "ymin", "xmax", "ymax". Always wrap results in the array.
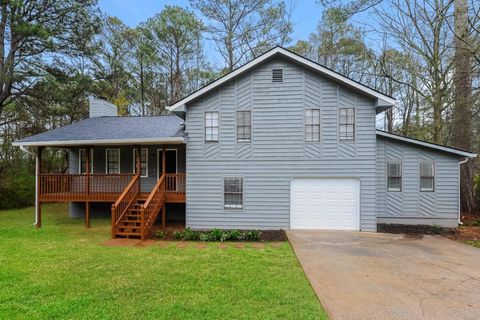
[{"xmin": 287, "ymin": 230, "xmax": 480, "ymax": 320}]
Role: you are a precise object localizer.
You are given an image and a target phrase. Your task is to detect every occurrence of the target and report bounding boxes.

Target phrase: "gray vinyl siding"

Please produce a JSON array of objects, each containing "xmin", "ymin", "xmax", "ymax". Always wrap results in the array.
[
  {"xmin": 69, "ymin": 144, "xmax": 186, "ymax": 192},
  {"xmin": 186, "ymin": 57, "xmax": 378, "ymax": 231},
  {"xmin": 376, "ymin": 136, "xmax": 460, "ymax": 227}
]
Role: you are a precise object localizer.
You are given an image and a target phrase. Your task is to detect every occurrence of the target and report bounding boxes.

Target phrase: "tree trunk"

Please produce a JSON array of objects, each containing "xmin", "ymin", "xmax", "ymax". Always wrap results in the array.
[{"xmin": 453, "ymin": 0, "xmax": 476, "ymax": 212}]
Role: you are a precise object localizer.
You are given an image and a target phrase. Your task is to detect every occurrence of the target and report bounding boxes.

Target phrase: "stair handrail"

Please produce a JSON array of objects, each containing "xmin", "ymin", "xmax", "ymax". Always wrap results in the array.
[
  {"xmin": 111, "ymin": 174, "xmax": 140, "ymax": 238},
  {"xmin": 140, "ymin": 174, "xmax": 166, "ymax": 240}
]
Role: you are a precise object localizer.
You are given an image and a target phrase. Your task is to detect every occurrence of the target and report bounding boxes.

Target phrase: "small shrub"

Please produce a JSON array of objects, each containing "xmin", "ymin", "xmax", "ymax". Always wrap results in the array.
[
  {"xmin": 182, "ymin": 227, "xmax": 200, "ymax": 241},
  {"xmin": 244, "ymin": 230, "xmax": 262, "ymax": 241},
  {"xmin": 472, "ymin": 220, "xmax": 480, "ymax": 227},
  {"xmin": 155, "ymin": 230, "xmax": 166, "ymax": 239},
  {"xmin": 172, "ymin": 230, "xmax": 183, "ymax": 240},
  {"xmin": 199, "ymin": 232, "xmax": 211, "ymax": 241},
  {"xmin": 228, "ymin": 229, "xmax": 241, "ymax": 241},
  {"xmin": 209, "ymin": 228, "xmax": 222, "ymax": 241},
  {"xmin": 431, "ymin": 224, "xmax": 443, "ymax": 234}
]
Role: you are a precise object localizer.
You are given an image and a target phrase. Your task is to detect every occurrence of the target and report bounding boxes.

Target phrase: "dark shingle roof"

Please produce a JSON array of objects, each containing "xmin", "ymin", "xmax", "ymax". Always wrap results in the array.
[{"xmin": 14, "ymin": 115, "xmax": 185, "ymax": 146}]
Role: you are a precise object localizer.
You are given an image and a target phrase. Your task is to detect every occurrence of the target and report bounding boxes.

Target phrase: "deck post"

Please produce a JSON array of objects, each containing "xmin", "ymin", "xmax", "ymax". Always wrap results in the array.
[
  {"xmin": 161, "ymin": 204, "xmax": 166, "ymax": 228},
  {"xmin": 135, "ymin": 146, "xmax": 141, "ymax": 193},
  {"xmin": 85, "ymin": 147, "xmax": 91, "ymax": 227},
  {"xmin": 85, "ymin": 202, "xmax": 90, "ymax": 228},
  {"xmin": 35, "ymin": 147, "xmax": 44, "ymax": 228}
]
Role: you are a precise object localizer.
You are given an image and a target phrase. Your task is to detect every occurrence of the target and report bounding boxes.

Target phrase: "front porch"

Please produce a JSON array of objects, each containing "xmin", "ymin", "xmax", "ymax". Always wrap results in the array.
[{"xmin": 35, "ymin": 144, "xmax": 186, "ymax": 240}]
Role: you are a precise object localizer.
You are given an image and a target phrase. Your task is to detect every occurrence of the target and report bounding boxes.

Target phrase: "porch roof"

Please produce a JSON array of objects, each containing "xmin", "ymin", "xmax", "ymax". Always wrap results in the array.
[{"xmin": 13, "ymin": 115, "xmax": 185, "ymax": 147}]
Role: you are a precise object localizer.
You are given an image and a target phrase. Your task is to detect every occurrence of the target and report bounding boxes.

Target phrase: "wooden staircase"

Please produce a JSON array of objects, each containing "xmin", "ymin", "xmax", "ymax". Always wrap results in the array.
[
  {"xmin": 111, "ymin": 174, "xmax": 166, "ymax": 240},
  {"xmin": 115, "ymin": 195, "xmax": 147, "ymax": 238}
]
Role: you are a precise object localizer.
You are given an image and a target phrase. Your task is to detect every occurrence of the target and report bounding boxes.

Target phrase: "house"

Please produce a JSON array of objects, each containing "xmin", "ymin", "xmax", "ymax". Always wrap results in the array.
[{"xmin": 13, "ymin": 47, "xmax": 476, "ymax": 239}]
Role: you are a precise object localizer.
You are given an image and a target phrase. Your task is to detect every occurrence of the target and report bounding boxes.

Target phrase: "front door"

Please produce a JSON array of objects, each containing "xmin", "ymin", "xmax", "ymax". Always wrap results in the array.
[{"xmin": 157, "ymin": 149, "xmax": 177, "ymax": 178}]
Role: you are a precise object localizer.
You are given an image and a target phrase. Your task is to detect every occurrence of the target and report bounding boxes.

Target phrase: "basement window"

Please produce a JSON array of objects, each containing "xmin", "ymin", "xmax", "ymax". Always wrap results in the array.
[
  {"xmin": 224, "ymin": 177, "xmax": 243, "ymax": 209},
  {"xmin": 272, "ymin": 69, "xmax": 283, "ymax": 82}
]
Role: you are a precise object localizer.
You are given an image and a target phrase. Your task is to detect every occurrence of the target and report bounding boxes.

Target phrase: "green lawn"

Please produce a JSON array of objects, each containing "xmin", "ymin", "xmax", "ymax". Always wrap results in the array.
[
  {"xmin": 465, "ymin": 240, "xmax": 480, "ymax": 248},
  {"xmin": 0, "ymin": 204, "xmax": 327, "ymax": 319}
]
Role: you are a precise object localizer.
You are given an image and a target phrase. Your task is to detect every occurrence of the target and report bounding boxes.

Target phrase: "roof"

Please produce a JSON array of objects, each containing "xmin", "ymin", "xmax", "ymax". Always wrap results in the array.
[
  {"xmin": 376, "ymin": 130, "xmax": 476, "ymax": 158},
  {"xmin": 167, "ymin": 46, "xmax": 396, "ymax": 113},
  {"xmin": 13, "ymin": 115, "xmax": 185, "ymax": 147}
]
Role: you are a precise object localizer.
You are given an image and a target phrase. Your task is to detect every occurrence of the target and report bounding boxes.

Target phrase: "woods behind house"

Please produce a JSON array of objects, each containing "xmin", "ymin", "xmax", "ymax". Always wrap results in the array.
[{"xmin": 0, "ymin": 0, "xmax": 479, "ymax": 212}]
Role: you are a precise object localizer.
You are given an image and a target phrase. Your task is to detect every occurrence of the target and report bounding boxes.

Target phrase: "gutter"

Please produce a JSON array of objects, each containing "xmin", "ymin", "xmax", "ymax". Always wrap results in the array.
[
  {"xmin": 458, "ymin": 158, "xmax": 470, "ymax": 225},
  {"xmin": 19, "ymin": 146, "xmax": 39, "ymax": 226}
]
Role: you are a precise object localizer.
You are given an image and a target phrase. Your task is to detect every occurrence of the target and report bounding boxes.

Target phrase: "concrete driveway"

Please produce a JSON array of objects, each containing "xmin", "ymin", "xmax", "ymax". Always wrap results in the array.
[{"xmin": 287, "ymin": 230, "xmax": 480, "ymax": 320}]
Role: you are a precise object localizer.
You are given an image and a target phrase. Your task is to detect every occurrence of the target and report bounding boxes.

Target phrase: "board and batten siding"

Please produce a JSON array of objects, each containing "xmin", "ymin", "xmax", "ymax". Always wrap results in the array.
[
  {"xmin": 376, "ymin": 136, "xmax": 460, "ymax": 227},
  {"xmin": 185, "ymin": 57, "xmax": 378, "ymax": 231}
]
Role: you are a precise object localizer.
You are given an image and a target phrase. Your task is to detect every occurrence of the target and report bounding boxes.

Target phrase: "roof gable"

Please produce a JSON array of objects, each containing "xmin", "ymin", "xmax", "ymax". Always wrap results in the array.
[{"xmin": 167, "ymin": 46, "xmax": 396, "ymax": 113}]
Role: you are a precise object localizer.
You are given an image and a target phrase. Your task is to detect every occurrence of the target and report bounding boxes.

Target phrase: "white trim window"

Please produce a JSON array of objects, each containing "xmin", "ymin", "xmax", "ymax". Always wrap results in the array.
[
  {"xmin": 106, "ymin": 149, "xmax": 120, "ymax": 174},
  {"xmin": 339, "ymin": 108, "xmax": 355, "ymax": 140},
  {"xmin": 224, "ymin": 177, "xmax": 243, "ymax": 209},
  {"xmin": 420, "ymin": 162, "xmax": 435, "ymax": 192},
  {"xmin": 79, "ymin": 149, "xmax": 93, "ymax": 174},
  {"xmin": 236, "ymin": 110, "xmax": 251, "ymax": 142},
  {"xmin": 133, "ymin": 148, "xmax": 148, "ymax": 177},
  {"xmin": 205, "ymin": 111, "xmax": 219, "ymax": 142},
  {"xmin": 305, "ymin": 109, "xmax": 320, "ymax": 142},
  {"xmin": 387, "ymin": 162, "xmax": 402, "ymax": 192}
]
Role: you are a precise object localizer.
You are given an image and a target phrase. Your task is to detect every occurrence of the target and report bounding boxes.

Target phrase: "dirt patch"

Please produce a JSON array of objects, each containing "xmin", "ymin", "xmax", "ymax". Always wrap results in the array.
[{"xmin": 259, "ymin": 230, "xmax": 288, "ymax": 242}]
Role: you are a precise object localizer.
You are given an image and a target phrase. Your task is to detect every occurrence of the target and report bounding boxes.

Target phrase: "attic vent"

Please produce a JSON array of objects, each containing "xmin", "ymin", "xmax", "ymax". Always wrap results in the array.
[{"xmin": 272, "ymin": 69, "xmax": 283, "ymax": 82}]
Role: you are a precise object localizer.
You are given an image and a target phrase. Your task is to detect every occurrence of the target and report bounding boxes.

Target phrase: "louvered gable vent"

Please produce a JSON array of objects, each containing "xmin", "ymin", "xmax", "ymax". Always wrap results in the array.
[{"xmin": 272, "ymin": 69, "xmax": 283, "ymax": 82}]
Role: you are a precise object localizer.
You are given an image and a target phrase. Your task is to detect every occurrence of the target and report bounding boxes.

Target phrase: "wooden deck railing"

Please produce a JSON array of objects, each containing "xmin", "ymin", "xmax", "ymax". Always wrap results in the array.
[
  {"xmin": 38, "ymin": 173, "xmax": 135, "ymax": 202},
  {"xmin": 140, "ymin": 174, "xmax": 166, "ymax": 240},
  {"xmin": 165, "ymin": 173, "xmax": 186, "ymax": 202},
  {"xmin": 111, "ymin": 175, "xmax": 140, "ymax": 238}
]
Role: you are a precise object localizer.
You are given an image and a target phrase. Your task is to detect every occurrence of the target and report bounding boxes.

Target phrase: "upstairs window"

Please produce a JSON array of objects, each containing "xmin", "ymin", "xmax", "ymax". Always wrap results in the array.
[
  {"xmin": 236, "ymin": 111, "xmax": 251, "ymax": 142},
  {"xmin": 79, "ymin": 149, "xmax": 93, "ymax": 174},
  {"xmin": 106, "ymin": 149, "xmax": 120, "ymax": 174},
  {"xmin": 339, "ymin": 108, "xmax": 355, "ymax": 140},
  {"xmin": 387, "ymin": 162, "xmax": 402, "ymax": 192},
  {"xmin": 272, "ymin": 69, "xmax": 283, "ymax": 82},
  {"xmin": 133, "ymin": 148, "xmax": 148, "ymax": 177},
  {"xmin": 305, "ymin": 109, "xmax": 320, "ymax": 142},
  {"xmin": 420, "ymin": 162, "xmax": 435, "ymax": 192},
  {"xmin": 224, "ymin": 177, "xmax": 243, "ymax": 209},
  {"xmin": 205, "ymin": 112, "xmax": 219, "ymax": 142}
]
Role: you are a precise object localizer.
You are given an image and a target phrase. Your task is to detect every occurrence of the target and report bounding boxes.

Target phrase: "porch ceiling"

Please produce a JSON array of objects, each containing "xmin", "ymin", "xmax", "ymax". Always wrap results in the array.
[{"xmin": 13, "ymin": 115, "xmax": 185, "ymax": 147}]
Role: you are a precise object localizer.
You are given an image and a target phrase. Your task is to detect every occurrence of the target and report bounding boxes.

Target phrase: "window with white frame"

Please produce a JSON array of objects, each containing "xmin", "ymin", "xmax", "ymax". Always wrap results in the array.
[
  {"xmin": 205, "ymin": 111, "xmax": 219, "ymax": 142},
  {"xmin": 305, "ymin": 109, "xmax": 320, "ymax": 142},
  {"xmin": 133, "ymin": 148, "xmax": 148, "ymax": 177},
  {"xmin": 224, "ymin": 177, "xmax": 243, "ymax": 209},
  {"xmin": 236, "ymin": 111, "xmax": 251, "ymax": 142},
  {"xmin": 339, "ymin": 108, "xmax": 355, "ymax": 140},
  {"xmin": 420, "ymin": 162, "xmax": 435, "ymax": 192},
  {"xmin": 106, "ymin": 149, "xmax": 120, "ymax": 174},
  {"xmin": 387, "ymin": 162, "xmax": 402, "ymax": 192},
  {"xmin": 79, "ymin": 149, "xmax": 93, "ymax": 174}
]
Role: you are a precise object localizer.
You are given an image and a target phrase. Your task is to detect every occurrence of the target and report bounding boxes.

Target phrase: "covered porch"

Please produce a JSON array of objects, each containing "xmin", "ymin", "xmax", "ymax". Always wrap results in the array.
[{"xmin": 13, "ymin": 114, "xmax": 187, "ymax": 240}]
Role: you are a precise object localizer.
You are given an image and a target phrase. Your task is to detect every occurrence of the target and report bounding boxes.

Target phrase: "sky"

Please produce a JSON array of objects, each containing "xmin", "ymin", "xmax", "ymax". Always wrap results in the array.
[{"xmin": 98, "ymin": 0, "xmax": 323, "ymax": 65}]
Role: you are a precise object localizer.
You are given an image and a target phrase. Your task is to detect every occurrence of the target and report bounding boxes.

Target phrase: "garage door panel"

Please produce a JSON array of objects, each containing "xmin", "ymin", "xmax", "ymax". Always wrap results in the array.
[{"xmin": 291, "ymin": 178, "xmax": 359, "ymax": 230}]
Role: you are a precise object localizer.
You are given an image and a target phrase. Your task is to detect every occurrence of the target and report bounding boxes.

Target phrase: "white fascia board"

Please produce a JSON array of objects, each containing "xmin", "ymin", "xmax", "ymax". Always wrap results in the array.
[
  {"xmin": 12, "ymin": 137, "xmax": 185, "ymax": 147},
  {"xmin": 376, "ymin": 130, "xmax": 476, "ymax": 158},
  {"xmin": 167, "ymin": 47, "xmax": 396, "ymax": 112}
]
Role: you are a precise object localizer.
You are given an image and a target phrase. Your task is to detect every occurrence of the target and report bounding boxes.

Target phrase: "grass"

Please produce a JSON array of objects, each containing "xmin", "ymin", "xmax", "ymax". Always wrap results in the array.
[
  {"xmin": 0, "ymin": 204, "xmax": 327, "ymax": 320},
  {"xmin": 464, "ymin": 240, "xmax": 480, "ymax": 248}
]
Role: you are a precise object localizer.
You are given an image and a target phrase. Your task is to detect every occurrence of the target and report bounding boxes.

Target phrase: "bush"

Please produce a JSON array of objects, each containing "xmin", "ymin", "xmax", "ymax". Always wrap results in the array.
[
  {"xmin": 171, "ymin": 228, "xmax": 262, "ymax": 242},
  {"xmin": 155, "ymin": 230, "xmax": 166, "ymax": 239},
  {"xmin": 0, "ymin": 165, "xmax": 35, "ymax": 209}
]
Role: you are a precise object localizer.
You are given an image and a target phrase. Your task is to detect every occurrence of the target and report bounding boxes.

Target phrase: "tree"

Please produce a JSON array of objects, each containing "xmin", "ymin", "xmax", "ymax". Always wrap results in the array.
[
  {"xmin": 142, "ymin": 6, "xmax": 204, "ymax": 103},
  {"xmin": 452, "ymin": 0, "xmax": 475, "ymax": 212},
  {"xmin": 0, "ymin": 0, "xmax": 98, "ymax": 120},
  {"xmin": 190, "ymin": 0, "xmax": 292, "ymax": 71}
]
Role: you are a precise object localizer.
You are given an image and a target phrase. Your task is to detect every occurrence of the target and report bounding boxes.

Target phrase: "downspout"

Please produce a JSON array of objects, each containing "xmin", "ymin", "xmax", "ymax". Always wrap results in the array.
[
  {"xmin": 458, "ymin": 158, "xmax": 469, "ymax": 225},
  {"xmin": 19, "ymin": 146, "xmax": 39, "ymax": 226}
]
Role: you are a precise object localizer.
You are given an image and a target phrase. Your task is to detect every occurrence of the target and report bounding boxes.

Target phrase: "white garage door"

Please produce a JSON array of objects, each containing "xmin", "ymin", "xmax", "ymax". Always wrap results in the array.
[{"xmin": 290, "ymin": 178, "xmax": 360, "ymax": 230}]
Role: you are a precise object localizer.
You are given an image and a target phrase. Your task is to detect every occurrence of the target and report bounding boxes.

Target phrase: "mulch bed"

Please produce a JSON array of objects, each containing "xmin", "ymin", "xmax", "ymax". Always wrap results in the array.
[{"xmin": 378, "ymin": 212, "xmax": 480, "ymax": 243}]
